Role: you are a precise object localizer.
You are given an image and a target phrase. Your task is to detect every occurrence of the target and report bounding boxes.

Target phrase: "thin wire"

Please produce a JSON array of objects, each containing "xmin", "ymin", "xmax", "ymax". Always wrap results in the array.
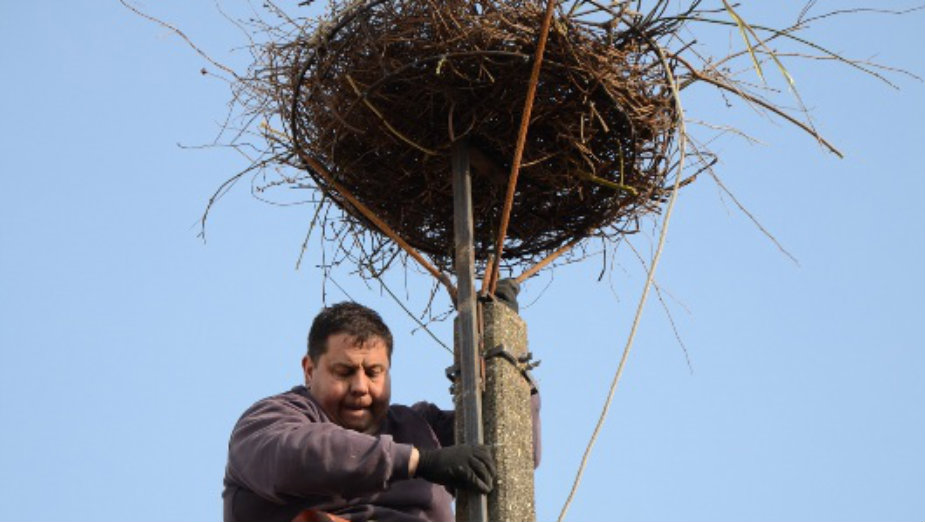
[{"xmin": 557, "ymin": 41, "xmax": 689, "ymax": 521}]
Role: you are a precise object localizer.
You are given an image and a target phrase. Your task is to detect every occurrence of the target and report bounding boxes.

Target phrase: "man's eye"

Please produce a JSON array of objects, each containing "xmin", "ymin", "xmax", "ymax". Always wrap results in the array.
[{"xmin": 366, "ymin": 367, "xmax": 383, "ymax": 378}]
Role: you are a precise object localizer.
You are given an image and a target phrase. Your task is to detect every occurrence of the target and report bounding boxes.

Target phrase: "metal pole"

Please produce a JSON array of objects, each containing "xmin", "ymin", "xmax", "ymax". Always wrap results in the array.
[{"xmin": 452, "ymin": 139, "xmax": 488, "ymax": 522}]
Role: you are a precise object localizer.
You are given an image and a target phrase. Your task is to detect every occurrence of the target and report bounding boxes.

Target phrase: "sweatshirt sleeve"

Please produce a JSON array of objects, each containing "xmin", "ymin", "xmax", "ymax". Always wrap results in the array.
[{"xmin": 226, "ymin": 392, "xmax": 412, "ymax": 503}]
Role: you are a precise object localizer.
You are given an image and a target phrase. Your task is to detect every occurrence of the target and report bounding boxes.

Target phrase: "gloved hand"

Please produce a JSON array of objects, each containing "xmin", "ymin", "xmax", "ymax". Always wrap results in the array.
[
  {"xmin": 493, "ymin": 278, "xmax": 520, "ymax": 313},
  {"xmin": 415, "ymin": 444, "xmax": 496, "ymax": 494}
]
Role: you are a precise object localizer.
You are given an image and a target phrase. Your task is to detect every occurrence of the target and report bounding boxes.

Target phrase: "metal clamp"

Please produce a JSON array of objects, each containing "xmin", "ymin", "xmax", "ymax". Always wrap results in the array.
[
  {"xmin": 483, "ymin": 344, "xmax": 540, "ymax": 394},
  {"xmin": 447, "ymin": 345, "xmax": 538, "ymax": 395}
]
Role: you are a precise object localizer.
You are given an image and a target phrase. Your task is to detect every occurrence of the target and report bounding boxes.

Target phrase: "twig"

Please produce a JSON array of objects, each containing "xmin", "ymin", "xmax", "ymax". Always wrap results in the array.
[
  {"xmin": 706, "ymin": 167, "xmax": 800, "ymax": 266},
  {"xmin": 624, "ymin": 238, "xmax": 693, "ymax": 373},
  {"xmin": 674, "ymin": 53, "xmax": 843, "ymax": 157},
  {"xmin": 345, "ymin": 74, "xmax": 439, "ymax": 156},
  {"xmin": 118, "ymin": 0, "xmax": 237, "ymax": 78}
]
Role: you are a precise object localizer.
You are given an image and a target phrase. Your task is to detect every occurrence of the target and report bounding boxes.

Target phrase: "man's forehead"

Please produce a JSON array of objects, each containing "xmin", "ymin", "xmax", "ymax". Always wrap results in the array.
[
  {"xmin": 325, "ymin": 352, "xmax": 389, "ymax": 370},
  {"xmin": 331, "ymin": 332, "xmax": 387, "ymax": 348},
  {"xmin": 325, "ymin": 333, "xmax": 389, "ymax": 361}
]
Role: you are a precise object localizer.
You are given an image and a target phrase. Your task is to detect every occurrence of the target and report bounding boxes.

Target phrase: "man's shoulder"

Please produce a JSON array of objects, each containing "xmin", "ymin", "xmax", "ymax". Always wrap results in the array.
[
  {"xmin": 254, "ymin": 385, "xmax": 312, "ymax": 405},
  {"xmin": 389, "ymin": 400, "xmax": 443, "ymax": 418},
  {"xmin": 387, "ymin": 402, "xmax": 454, "ymax": 440},
  {"xmin": 239, "ymin": 386, "xmax": 324, "ymax": 421}
]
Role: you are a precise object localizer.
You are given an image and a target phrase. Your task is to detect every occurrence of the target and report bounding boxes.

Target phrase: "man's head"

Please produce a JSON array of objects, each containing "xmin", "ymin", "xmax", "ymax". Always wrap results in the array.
[
  {"xmin": 306, "ymin": 301, "xmax": 393, "ymax": 362},
  {"xmin": 302, "ymin": 302, "xmax": 393, "ymax": 434}
]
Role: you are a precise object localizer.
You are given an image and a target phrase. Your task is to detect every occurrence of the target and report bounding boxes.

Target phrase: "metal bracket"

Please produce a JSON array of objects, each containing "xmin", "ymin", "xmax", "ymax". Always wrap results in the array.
[
  {"xmin": 446, "ymin": 358, "xmax": 488, "ymax": 396},
  {"xmin": 482, "ymin": 343, "xmax": 540, "ymax": 394},
  {"xmin": 445, "ymin": 364, "xmax": 460, "ymax": 396}
]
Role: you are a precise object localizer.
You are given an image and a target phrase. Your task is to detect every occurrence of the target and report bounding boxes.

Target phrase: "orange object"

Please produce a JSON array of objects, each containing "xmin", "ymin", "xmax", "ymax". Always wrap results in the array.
[{"xmin": 291, "ymin": 508, "xmax": 351, "ymax": 522}]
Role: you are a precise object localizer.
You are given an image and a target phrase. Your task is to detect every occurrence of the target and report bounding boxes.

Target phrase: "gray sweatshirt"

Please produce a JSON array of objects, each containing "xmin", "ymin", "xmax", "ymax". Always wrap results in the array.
[{"xmin": 223, "ymin": 386, "xmax": 540, "ymax": 522}]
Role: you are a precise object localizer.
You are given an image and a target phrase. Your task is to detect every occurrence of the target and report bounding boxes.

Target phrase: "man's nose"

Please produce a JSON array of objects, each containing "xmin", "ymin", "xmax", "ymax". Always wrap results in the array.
[{"xmin": 349, "ymin": 372, "xmax": 370, "ymax": 394}]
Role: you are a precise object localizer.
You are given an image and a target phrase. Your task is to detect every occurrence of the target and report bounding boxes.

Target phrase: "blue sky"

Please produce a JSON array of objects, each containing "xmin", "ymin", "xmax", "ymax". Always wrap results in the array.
[{"xmin": 1, "ymin": 2, "xmax": 923, "ymax": 521}]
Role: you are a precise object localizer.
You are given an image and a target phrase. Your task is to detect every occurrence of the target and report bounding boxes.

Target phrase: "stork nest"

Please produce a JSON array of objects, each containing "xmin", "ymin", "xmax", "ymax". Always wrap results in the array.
[{"xmin": 248, "ymin": 0, "xmax": 682, "ymax": 273}]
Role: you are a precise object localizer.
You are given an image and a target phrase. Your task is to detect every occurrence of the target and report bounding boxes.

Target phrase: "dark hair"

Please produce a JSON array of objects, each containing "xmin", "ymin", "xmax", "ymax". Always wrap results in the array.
[{"xmin": 307, "ymin": 302, "xmax": 393, "ymax": 362}]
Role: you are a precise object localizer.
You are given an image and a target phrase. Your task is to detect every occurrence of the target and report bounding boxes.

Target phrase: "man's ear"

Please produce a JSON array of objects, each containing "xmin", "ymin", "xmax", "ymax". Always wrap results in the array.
[{"xmin": 301, "ymin": 355, "xmax": 314, "ymax": 387}]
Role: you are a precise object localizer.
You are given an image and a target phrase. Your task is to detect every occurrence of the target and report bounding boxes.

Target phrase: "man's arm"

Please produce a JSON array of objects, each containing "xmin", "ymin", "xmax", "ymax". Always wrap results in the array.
[{"xmin": 226, "ymin": 393, "xmax": 411, "ymax": 503}]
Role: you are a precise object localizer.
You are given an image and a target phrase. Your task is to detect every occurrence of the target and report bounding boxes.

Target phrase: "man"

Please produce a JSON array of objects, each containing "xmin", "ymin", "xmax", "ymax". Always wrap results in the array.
[{"xmin": 223, "ymin": 285, "xmax": 539, "ymax": 522}]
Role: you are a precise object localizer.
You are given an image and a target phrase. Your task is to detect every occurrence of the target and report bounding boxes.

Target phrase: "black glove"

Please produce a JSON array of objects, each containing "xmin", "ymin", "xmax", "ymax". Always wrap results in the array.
[
  {"xmin": 416, "ymin": 444, "xmax": 496, "ymax": 494},
  {"xmin": 493, "ymin": 278, "xmax": 520, "ymax": 313}
]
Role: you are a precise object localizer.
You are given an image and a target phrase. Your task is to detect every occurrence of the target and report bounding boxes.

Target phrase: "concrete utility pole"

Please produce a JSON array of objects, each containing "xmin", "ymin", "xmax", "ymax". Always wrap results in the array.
[
  {"xmin": 452, "ymin": 141, "xmax": 536, "ymax": 522},
  {"xmin": 481, "ymin": 300, "xmax": 536, "ymax": 522}
]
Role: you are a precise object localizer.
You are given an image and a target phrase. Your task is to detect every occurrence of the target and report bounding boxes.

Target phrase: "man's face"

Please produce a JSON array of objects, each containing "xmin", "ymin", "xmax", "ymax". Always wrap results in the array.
[{"xmin": 302, "ymin": 332, "xmax": 391, "ymax": 434}]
